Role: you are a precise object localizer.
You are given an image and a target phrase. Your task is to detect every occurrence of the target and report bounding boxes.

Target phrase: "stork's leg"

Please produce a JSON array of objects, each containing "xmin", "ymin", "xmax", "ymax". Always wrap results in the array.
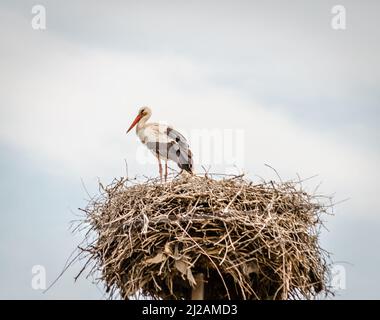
[
  {"xmin": 157, "ymin": 157, "xmax": 163, "ymax": 182},
  {"xmin": 164, "ymin": 161, "xmax": 168, "ymax": 182}
]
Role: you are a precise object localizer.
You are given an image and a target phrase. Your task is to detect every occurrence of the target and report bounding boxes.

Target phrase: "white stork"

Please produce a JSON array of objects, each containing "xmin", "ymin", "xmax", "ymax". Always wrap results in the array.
[{"xmin": 126, "ymin": 107, "xmax": 193, "ymax": 181}]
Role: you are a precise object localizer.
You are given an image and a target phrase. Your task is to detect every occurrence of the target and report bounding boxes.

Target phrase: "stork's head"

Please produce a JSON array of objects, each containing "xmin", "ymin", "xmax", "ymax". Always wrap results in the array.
[
  {"xmin": 126, "ymin": 106, "xmax": 152, "ymax": 133},
  {"xmin": 138, "ymin": 106, "xmax": 151, "ymax": 117}
]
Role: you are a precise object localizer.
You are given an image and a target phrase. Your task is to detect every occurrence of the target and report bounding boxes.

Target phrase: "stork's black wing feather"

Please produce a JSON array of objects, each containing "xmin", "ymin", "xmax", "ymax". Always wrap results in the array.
[{"xmin": 146, "ymin": 131, "xmax": 193, "ymax": 173}]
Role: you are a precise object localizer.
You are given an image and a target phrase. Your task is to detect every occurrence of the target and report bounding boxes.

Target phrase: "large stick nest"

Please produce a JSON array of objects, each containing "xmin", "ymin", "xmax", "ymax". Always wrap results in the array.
[{"xmin": 77, "ymin": 174, "xmax": 332, "ymax": 300}]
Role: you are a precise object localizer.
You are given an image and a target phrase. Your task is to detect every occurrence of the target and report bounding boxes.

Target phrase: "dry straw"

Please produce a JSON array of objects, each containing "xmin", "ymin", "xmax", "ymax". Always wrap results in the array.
[{"xmin": 76, "ymin": 173, "xmax": 332, "ymax": 300}]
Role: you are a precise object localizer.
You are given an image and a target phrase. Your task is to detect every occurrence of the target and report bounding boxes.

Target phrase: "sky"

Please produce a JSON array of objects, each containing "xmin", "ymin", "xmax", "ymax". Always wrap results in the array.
[{"xmin": 0, "ymin": 0, "xmax": 379, "ymax": 299}]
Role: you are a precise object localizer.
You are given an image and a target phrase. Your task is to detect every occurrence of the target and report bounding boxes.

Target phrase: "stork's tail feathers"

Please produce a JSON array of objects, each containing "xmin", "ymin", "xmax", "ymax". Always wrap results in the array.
[
  {"xmin": 178, "ymin": 149, "xmax": 194, "ymax": 175},
  {"xmin": 179, "ymin": 163, "xmax": 193, "ymax": 174}
]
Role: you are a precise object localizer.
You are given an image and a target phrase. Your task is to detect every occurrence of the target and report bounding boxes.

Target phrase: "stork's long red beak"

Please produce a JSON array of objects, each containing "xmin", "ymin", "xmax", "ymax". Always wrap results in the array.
[{"xmin": 126, "ymin": 114, "xmax": 142, "ymax": 134}]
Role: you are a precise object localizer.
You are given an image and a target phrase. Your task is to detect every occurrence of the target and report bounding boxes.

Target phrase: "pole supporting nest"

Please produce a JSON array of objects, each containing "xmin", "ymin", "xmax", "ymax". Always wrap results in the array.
[{"xmin": 191, "ymin": 273, "xmax": 204, "ymax": 300}]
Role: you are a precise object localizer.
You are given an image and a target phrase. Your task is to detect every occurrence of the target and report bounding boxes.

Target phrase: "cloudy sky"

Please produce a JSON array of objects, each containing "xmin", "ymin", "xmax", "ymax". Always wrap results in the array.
[{"xmin": 0, "ymin": 0, "xmax": 379, "ymax": 299}]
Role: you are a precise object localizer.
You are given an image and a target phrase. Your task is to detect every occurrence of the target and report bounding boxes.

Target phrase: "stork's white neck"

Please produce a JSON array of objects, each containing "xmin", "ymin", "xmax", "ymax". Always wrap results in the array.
[{"xmin": 136, "ymin": 113, "xmax": 151, "ymax": 131}]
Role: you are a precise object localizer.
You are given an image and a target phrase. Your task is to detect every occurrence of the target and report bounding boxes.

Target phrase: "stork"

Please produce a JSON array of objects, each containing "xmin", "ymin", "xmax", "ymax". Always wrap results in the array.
[{"xmin": 126, "ymin": 107, "xmax": 193, "ymax": 181}]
